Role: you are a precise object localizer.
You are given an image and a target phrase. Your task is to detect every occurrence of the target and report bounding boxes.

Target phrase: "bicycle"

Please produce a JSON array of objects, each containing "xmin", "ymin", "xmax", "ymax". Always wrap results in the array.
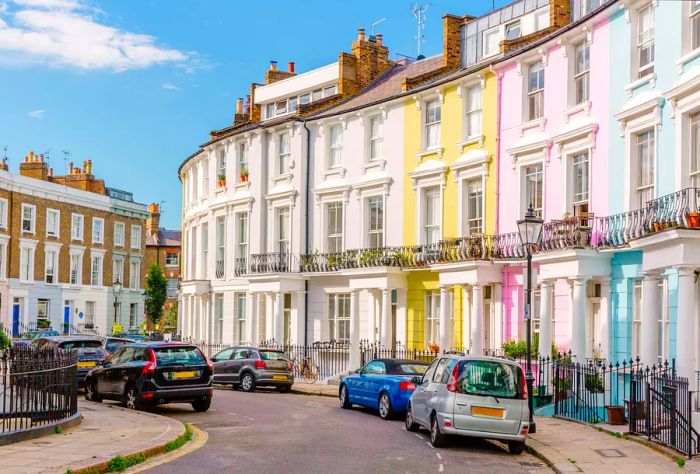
[{"xmin": 290, "ymin": 355, "xmax": 319, "ymax": 384}]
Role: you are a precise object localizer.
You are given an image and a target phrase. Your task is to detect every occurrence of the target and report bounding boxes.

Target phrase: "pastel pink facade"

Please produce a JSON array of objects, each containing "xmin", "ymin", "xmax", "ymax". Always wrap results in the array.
[{"xmin": 496, "ymin": 18, "xmax": 611, "ymax": 352}]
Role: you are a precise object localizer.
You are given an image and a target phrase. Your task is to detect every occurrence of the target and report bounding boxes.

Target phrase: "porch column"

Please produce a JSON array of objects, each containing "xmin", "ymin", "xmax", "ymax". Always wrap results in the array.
[
  {"xmin": 641, "ymin": 272, "xmax": 661, "ymax": 366},
  {"xmin": 677, "ymin": 267, "xmax": 696, "ymax": 379},
  {"xmin": 293, "ymin": 291, "xmax": 306, "ymax": 345},
  {"xmin": 599, "ymin": 278, "xmax": 611, "ymax": 361},
  {"xmin": 461, "ymin": 286, "xmax": 470, "ymax": 352},
  {"xmin": 471, "ymin": 284, "xmax": 484, "ymax": 356},
  {"xmin": 538, "ymin": 279, "xmax": 553, "ymax": 360},
  {"xmin": 570, "ymin": 277, "xmax": 589, "ymax": 362},
  {"xmin": 367, "ymin": 290, "xmax": 377, "ymax": 342},
  {"xmin": 439, "ymin": 285, "xmax": 451, "ymax": 353},
  {"xmin": 246, "ymin": 292, "xmax": 258, "ymax": 345},
  {"xmin": 274, "ymin": 291, "xmax": 284, "ymax": 344},
  {"xmin": 380, "ymin": 289, "xmax": 392, "ymax": 347},
  {"xmin": 349, "ymin": 289, "xmax": 361, "ymax": 369},
  {"xmin": 493, "ymin": 283, "xmax": 503, "ymax": 351},
  {"xmin": 265, "ymin": 292, "xmax": 274, "ymax": 341}
]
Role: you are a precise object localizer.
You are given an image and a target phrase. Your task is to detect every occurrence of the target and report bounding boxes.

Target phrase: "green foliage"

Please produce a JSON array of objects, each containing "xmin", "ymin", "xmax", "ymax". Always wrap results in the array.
[
  {"xmin": 161, "ymin": 301, "xmax": 178, "ymax": 333},
  {"xmin": 106, "ymin": 453, "xmax": 146, "ymax": 472},
  {"xmin": 502, "ymin": 339, "xmax": 527, "ymax": 358},
  {"xmin": 584, "ymin": 373, "xmax": 604, "ymax": 393},
  {"xmin": 0, "ymin": 325, "xmax": 11, "ymax": 350},
  {"xmin": 144, "ymin": 263, "xmax": 168, "ymax": 328},
  {"xmin": 165, "ymin": 423, "xmax": 193, "ymax": 453},
  {"xmin": 677, "ymin": 458, "xmax": 686, "ymax": 468},
  {"xmin": 55, "ymin": 425, "xmax": 64, "ymax": 435}
]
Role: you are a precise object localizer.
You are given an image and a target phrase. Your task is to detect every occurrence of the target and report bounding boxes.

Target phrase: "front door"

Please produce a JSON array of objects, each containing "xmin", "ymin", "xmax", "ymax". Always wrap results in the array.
[
  {"xmin": 12, "ymin": 302, "xmax": 20, "ymax": 338},
  {"xmin": 63, "ymin": 305, "xmax": 70, "ymax": 335},
  {"xmin": 588, "ymin": 300, "xmax": 601, "ymax": 358}
]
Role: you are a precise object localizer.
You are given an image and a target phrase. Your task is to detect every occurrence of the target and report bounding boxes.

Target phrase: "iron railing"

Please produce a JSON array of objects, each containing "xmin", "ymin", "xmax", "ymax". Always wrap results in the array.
[
  {"xmin": 0, "ymin": 346, "xmax": 78, "ymax": 437},
  {"xmin": 248, "ymin": 252, "xmax": 298, "ymax": 274},
  {"xmin": 215, "ymin": 259, "xmax": 225, "ymax": 279},
  {"xmin": 234, "ymin": 257, "xmax": 248, "ymax": 277},
  {"xmin": 359, "ymin": 340, "xmax": 439, "ymax": 365}
]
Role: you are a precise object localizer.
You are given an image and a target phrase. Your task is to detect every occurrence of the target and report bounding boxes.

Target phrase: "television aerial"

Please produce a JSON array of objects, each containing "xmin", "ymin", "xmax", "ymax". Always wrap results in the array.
[
  {"xmin": 371, "ymin": 17, "xmax": 386, "ymax": 36},
  {"xmin": 411, "ymin": 2, "xmax": 431, "ymax": 58}
]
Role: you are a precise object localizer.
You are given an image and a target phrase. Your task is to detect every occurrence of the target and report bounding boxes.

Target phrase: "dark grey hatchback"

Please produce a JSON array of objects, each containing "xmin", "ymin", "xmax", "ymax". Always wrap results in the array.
[
  {"xmin": 84, "ymin": 342, "xmax": 213, "ymax": 411},
  {"xmin": 212, "ymin": 346, "xmax": 293, "ymax": 392}
]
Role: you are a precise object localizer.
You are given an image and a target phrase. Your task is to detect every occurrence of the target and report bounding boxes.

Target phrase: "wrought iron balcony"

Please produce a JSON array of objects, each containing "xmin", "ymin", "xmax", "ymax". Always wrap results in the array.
[
  {"xmin": 234, "ymin": 257, "xmax": 248, "ymax": 277},
  {"xmin": 215, "ymin": 259, "xmax": 225, "ymax": 279},
  {"xmin": 249, "ymin": 252, "xmax": 298, "ymax": 274}
]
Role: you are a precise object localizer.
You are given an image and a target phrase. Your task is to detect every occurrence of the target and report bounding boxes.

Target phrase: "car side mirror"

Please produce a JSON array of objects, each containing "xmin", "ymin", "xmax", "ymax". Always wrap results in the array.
[
  {"xmin": 211, "ymin": 357, "xmax": 218, "ymax": 362},
  {"xmin": 355, "ymin": 368, "xmax": 361, "ymax": 374},
  {"xmin": 411, "ymin": 376, "xmax": 422, "ymax": 385}
]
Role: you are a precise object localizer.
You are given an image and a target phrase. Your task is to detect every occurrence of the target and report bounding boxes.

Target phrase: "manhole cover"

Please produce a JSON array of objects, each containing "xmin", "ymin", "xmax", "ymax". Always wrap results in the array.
[{"xmin": 595, "ymin": 449, "xmax": 626, "ymax": 458}]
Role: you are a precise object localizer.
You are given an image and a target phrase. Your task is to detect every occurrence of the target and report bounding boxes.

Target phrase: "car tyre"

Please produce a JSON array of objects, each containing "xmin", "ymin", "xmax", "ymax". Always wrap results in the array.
[
  {"xmin": 192, "ymin": 398, "xmax": 212, "ymax": 412},
  {"xmin": 240, "ymin": 372, "xmax": 256, "ymax": 392},
  {"xmin": 430, "ymin": 414, "xmax": 447, "ymax": 448},
  {"xmin": 276, "ymin": 385, "xmax": 291, "ymax": 393},
  {"xmin": 508, "ymin": 441, "xmax": 526, "ymax": 455},
  {"xmin": 339, "ymin": 385, "xmax": 351, "ymax": 409},
  {"xmin": 84, "ymin": 380, "xmax": 101, "ymax": 403},
  {"xmin": 405, "ymin": 403, "xmax": 419, "ymax": 432},
  {"xmin": 378, "ymin": 392, "xmax": 394, "ymax": 420},
  {"xmin": 124, "ymin": 385, "xmax": 144, "ymax": 411}
]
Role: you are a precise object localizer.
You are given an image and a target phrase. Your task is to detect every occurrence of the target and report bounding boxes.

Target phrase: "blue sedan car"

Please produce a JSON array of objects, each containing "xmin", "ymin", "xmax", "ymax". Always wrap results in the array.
[{"xmin": 339, "ymin": 358, "xmax": 430, "ymax": 419}]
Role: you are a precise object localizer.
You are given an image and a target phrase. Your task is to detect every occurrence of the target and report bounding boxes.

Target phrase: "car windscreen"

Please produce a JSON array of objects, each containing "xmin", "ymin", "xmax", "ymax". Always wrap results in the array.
[
  {"xmin": 154, "ymin": 346, "xmax": 205, "ymax": 366},
  {"xmin": 390, "ymin": 363, "xmax": 429, "ymax": 375},
  {"xmin": 105, "ymin": 339, "xmax": 129, "ymax": 353},
  {"xmin": 259, "ymin": 350, "xmax": 286, "ymax": 361},
  {"xmin": 456, "ymin": 360, "xmax": 522, "ymax": 399},
  {"xmin": 59, "ymin": 340, "xmax": 102, "ymax": 350}
]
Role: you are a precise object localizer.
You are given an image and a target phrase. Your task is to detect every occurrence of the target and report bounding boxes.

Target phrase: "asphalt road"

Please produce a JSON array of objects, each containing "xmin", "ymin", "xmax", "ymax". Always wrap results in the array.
[{"xmin": 146, "ymin": 387, "xmax": 551, "ymax": 474}]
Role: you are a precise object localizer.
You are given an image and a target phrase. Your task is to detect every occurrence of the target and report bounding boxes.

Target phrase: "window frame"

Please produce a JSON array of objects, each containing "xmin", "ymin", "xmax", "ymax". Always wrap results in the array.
[
  {"xmin": 20, "ymin": 246, "xmax": 34, "ymax": 282},
  {"xmin": 21, "ymin": 203, "xmax": 36, "ymax": 234},
  {"xmin": 482, "ymin": 28, "xmax": 499, "ymax": 58},
  {"xmin": 46, "ymin": 208, "xmax": 60, "ymax": 238},
  {"xmin": 92, "ymin": 217, "xmax": 104, "ymax": 244},
  {"xmin": 44, "ymin": 248, "xmax": 58, "ymax": 284},
  {"xmin": 425, "ymin": 291, "xmax": 441, "ymax": 346},
  {"xmin": 523, "ymin": 162, "xmax": 544, "ymax": 218},
  {"xmin": 464, "ymin": 84, "xmax": 483, "ymax": 139},
  {"xmin": 570, "ymin": 150, "xmax": 590, "ymax": 217},
  {"xmin": 464, "ymin": 177, "xmax": 484, "ymax": 235},
  {"xmin": 690, "ymin": 112, "xmax": 700, "ymax": 188},
  {"xmin": 572, "ymin": 41, "xmax": 590, "ymax": 106},
  {"xmin": 527, "ymin": 61, "xmax": 545, "ymax": 121},
  {"xmin": 328, "ymin": 293, "xmax": 351, "ymax": 343},
  {"xmin": 504, "ymin": 20, "xmax": 521, "ymax": 41},
  {"xmin": 423, "ymin": 186, "xmax": 442, "ymax": 245},
  {"xmin": 130, "ymin": 225, "xmax": 142, "ymax": 250},
  {"xmin": 69, "ymin": 252, "xmax": 82, "ymax": 286},
  {"xmin": 424, "ymin": 99, "xmax": 441, "ymax": 150},
  {"xmin": 71, "ymin": 213, "xmax": 84, "ymax": 241},
  {"xmin": 636, "ymin": 4, "xmax": 655, "ymax": 79},
  {"xmin": 328, "ymin": 124, "xmax": 343, "ymax": 169},
  {"xmin": 90, "ymin": 254, "xmax": 103, "ymax": 287},
  {"xmin": 325, "ymin": 201, "xmax": 344, "ymax": 253},
  {"xmin": 368, "ymin": 115, "xmax": 384, "ymax": 162},
  {"xmin": 114, "ymin": 222, "xmax": 125, "ymax": 247},
  {"xmin": 277, "ymin": 132, "xmax": 291, "ymax": 175},
  {"xmin": 129, "ymin": 260, "xmax": 140, "ymax": 289},
  {"xmin": 635, "ymin": 129, "xmax": 656, "ymax": 208},
  {"xmin": 367, "ymin": 195, "xmax": 384, "ymax": 249}
]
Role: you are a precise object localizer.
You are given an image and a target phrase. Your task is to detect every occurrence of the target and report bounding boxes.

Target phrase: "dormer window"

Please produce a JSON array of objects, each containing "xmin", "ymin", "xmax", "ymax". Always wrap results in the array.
[
  {"xmin": 289, "ymin": 97, "xmax": 298, "ymax": 113},
  {"xmin": 299, "ymin": 93, "xmax": 311, "ymax": 105},
  {"xmin": 323, "ymin": 85, "xmax": 337, "ymax": 96},
  {"xmin": 312, "ymin": 89, "xmax": 323, "ymax": 101},
  {"xmin": 483, "ymin": 29, "xmax": 499, "ymax": 57},
  {"xmin": 276, "ymin": 100, "xmax": 287, "ymax": 115},
  {"xmin": 505, "ymin": 21, "xmax": 521, "ymax": 41},
  {"xmin": 266, "ymin": 103, "xmax": 274, "ymax": 119}
]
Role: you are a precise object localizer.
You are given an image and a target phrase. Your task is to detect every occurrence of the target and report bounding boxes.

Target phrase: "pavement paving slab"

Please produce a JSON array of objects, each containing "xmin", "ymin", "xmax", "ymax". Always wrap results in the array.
[
  {"xmin": 0, "ymin": 399, "xmax": 185, "ymax": 474},
  {"xmin": 528, "ymin": 417, "xmax": 681, "ymax": 473}
]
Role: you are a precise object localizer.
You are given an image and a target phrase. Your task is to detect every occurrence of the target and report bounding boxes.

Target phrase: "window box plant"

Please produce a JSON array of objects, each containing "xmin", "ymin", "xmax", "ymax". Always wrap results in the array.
[
  {"xmin": 240, "ymin": 167, "xmax": 249, "ymax": 183},
  {"xmin": 687, "ymin": 211, "xmax": 700, "ymax": 228},
  {"xmin": 37, "ymin": 319, "xmax": 51, "ymax": 329},
  {"xmin": 217, "ymin": 174, "xmax": 226, "ymax": 187}
]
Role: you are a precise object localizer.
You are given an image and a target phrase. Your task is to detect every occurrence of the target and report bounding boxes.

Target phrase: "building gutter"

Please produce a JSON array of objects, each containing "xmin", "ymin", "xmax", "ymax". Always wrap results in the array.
[
  {"xmin": 302, "ymin": 120, "xmax": 311, "ymax": 347},
  {"xmin": 492, "ymin": 64, "xmax": 502, "ymax": 234}
]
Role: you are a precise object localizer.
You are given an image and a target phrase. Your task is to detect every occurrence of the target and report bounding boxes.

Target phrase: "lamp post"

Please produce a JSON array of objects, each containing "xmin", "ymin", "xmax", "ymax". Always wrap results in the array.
[
  {"xmin": 517, "ymin": 204, "xmax": 543, "ymax": 434},
  {"xmin": 112, "ymin": 279, "xmax": 122, "ymax": 334}
]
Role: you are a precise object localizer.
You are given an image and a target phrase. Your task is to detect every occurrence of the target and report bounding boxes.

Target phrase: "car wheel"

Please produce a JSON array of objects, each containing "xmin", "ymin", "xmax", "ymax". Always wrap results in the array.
[
  {"xmin": 405, "ymin": 403, "xmax": 419, "ymax": 432},
  {"xmin": 339, "ymin": 385, "xmax": 351, "ymax": 409},
  {"xmin": 430, "ymin": 414, "xmax": 447, "ymax": 448},
  {"xmin": 508, "ymin": 441, "xmax": 526, "ymax": 454},
  {"xmin": 240, "ymin": 373, "xmax": 256, "ymax": 392},
  {"xmin": 124, "ymin": 386, "xmax": 144, "ymax": 411},
  {"xmin": 276, "ymin": 385, "xmax": 291, "ymax": 393},
  {"xmin": 84, "ymin": 380, "xmax": 101, "ymax": 403},
  {"xmin": 378, "ymin": 392, "xmax": 394, "ymax": 420},
  {"xmin": 192, "ymin": 398, "xmax": 211, "ymax": 412}
]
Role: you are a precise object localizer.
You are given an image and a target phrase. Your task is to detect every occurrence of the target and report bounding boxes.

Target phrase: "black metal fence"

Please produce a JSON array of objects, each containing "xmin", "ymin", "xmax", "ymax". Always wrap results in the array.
[
  {"xmin": 630, "ymin": 366, "xmax": 700, "ymax": 457},
  {"xmin": 260, "ymin": 340, "xmax": 351, "ymax": 380},
  {"xmin": 0, "ymin": 346, "xmax": 78, "ymax": 436}
]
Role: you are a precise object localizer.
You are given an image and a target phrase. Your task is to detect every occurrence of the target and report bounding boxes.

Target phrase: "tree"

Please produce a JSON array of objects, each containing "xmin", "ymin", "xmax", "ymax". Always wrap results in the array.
[
  {"xmin": 144, "ymin": 263, "xmax": 168, "ymax": 328},
  {"xmin": 161, "ymin": 301, "xmax": 178, "ymax": 334}
]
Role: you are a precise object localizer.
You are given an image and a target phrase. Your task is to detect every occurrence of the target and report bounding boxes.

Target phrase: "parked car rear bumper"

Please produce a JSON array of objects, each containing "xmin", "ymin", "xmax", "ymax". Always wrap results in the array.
[
  {"xmin": 141, "ymin": 376, "xmax": 214, "ymax": 404},
  {"xmin": 436, "ymin": 412, "xmax": 528, "ymax": 442},
  {"xmin": 254, "ymin": 370, "xmax": 294, "ymax": 387},
  {"xmin": 390, "ymin": 390, "xmax": 414, "ymax": 412}
]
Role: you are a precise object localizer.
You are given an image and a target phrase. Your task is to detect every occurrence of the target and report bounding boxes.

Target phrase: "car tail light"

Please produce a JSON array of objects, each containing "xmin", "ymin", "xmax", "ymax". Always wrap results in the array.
[
  {"xmin": 142, "ymin": 392, "xmax": 155, "ymax": 399},
  {"xmin": 142, "ymin": 348, "xmax": 156, "ymax": 376},
  {"xmin": 255, "ymin": 360, "xmax": 266, "ymax": 369},
  {"xmin": 399, "ymin": 381, "xmax": 416, "ymax": 391},
  {"xmin": 289, "ymin": 362, "xmax": 294, "ymax": 372},
  {"xmin": 520, "ymin": 371, "xmax": 528, "ymax": 400},
  {"xmin": 199, "ymin": 349, "xmax": 214, "ymax": 371},
  {"xmin": 446, "ymin": 362, "xmax": 461, "ymax": 393}
]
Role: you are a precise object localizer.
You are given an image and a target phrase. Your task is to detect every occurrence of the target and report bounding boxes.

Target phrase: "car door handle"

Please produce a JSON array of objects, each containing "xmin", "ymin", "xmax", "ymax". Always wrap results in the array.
[{"xmin": 456, "ymin": 402, "xmax": 467, "ymax": 407}]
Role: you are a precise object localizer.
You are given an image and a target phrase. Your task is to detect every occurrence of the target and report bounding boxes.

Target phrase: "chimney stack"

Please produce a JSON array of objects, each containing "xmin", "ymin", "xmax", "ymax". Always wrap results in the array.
[
  {"xmin": 19, "ymin": 149, "xmax": 49, "ymax": 180},
  {"xmin": 236, "ymin": 98, "xmax": 243, "ymax": 114},
  {"xmin": 288, "ymin": 61, "xmax": 295, "ymax": 73},
  {"xmin": 147, "ymin": 202, "xmax": 161, "ymax": 237},
  {"xmin": 357, "ymin": 28, "xmax": 366, "ymax": 41},
  {"xmin": 264, "ymin": 59, "xmax": 296, "ymax": 84},
  {"xmin": 269, "ymin": 60, "xmax": 277, "ymax": 71},
  {"xmin": 375, "ymin": 34, "xmax": 383, "ymax": 46}
]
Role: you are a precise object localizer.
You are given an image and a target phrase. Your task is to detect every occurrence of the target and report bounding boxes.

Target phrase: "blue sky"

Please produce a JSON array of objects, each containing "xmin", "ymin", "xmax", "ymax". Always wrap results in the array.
[{"xmin": 0, "ymin": 0, "xmax": 508, "ymax": 229}]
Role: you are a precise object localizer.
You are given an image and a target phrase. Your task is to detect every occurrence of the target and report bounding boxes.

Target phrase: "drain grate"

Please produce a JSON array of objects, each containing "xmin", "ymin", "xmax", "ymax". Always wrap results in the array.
[
  {"xmin": 520, "ymin": 461, "xmax": 544, "ymax": 467},
  {"xmin": 594, "ymin": 449, "xmax": 626, "ymax": 458}
]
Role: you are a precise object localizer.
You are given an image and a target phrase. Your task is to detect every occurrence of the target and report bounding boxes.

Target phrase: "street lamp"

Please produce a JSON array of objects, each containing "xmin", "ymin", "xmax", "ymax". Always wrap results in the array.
[
  {"xmin": 517, "ymin": 204, "xmax": 543, "ymax": 434},
  {"xmin": 112, "ymin": 279, "xmax": 122, "ymax": 333}
]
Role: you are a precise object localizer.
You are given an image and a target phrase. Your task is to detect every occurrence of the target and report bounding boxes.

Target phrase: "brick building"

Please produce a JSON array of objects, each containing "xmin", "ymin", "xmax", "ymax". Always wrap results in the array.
[
  {"xmin": 1, "ymin": 151, "xmax": 148, "ymax": 336},
  {"xmin": 145, "ymin": 202, "xmax": 181, "ymax": 327}
]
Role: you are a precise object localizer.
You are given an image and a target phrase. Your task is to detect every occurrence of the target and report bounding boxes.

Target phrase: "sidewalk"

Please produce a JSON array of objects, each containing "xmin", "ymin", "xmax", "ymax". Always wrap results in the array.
[
  {"xmin": 528, "ymin": 416, "xmax": 681, "ymax": 473},
  {"xmin": 0, "ymin": 400, "xmax": 185, "ymax": 473},
  {"xmin": 292, "ymin": 382, "xmax": 338, "ymax": 397}
]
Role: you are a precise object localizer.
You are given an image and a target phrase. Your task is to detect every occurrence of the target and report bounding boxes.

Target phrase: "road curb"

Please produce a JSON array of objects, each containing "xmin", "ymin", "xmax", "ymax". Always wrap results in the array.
[
  {"xmin": 128, "ymin": 423, "xmax": 208, "ymax": 473},
  {"xmin": 291, "ymin": 387, "xmax": 337, "ymax": 398},
  {"xmin": 69, "ymin": 411, "xmax": 189, "ymax": 474}
]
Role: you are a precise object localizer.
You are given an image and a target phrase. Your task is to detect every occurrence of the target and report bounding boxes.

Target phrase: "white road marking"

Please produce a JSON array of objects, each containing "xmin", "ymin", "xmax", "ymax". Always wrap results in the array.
[
  {"xmin": 439, "ymin": 463, "xmax": 444, "ymax": 472},
  {"xmin": 414, "ymin": 433, "xmax": 424, "ymax": 439},
  {"xmin": 436, "ymin": 453, "xmax": 442, "ymax": 460},
  {"xmin": 228, "ymin": 412, "xmax": 254, "ymax": 421},
  {"xmin": 426, "ymin": 441, "xmax": 433, "ymax": 448}
]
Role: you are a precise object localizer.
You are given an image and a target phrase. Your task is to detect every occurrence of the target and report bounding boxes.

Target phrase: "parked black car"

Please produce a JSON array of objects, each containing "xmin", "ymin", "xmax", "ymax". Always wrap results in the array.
[
  {"xmin": 84, "ymin": 342, "xmax": 213, "ymax": 412},
  {"xmin": 101, "ymin": 336, "xmax": 134, "ymax": 356},
  {"xmin": 211, "ymin": 346, "xmax": 293, "ymax": 392},
  {"xmin": 32, "ymin": 335, "xmax": 106, "ymax": 387}
]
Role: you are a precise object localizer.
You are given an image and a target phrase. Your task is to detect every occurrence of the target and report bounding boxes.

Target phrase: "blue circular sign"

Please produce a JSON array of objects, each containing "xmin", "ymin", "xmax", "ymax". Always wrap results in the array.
[{"xmin": 78, "ymin": 312, "xmax": 84, "ymax": 319}]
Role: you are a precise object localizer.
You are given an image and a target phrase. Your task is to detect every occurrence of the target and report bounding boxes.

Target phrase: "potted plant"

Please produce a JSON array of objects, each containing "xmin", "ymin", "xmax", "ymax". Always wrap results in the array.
[
  {"xmin": 605, "ymin": 405, "xmax": 626, "ymax": 425},
  {"xmin": 428, "ymin": 342, "xmax": 440, "ymax": 353},
  {"xmin": 688, "ymin": 211, "xmax": 700, "ymax": 228},
  {"xmin": 240, "ymin": 166, "xmax": 249, "ymax": 183},
  {"xmin": 217, "ymin": 174, "xmax": 226, "ymax": 187},
  {"xmin": 574, "ymin": 225, "xmax": 592, "ymax": 248},
  {"xmin": 584, "ymin": 373, "xmax": 604, "ymax": 393}
]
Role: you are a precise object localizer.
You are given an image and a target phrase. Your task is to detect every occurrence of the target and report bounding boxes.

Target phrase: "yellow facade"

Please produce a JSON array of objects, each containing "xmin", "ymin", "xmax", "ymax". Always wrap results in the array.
[{"xmin": 402, "ymin": 70, "xmax": 497, "ymax": 350}]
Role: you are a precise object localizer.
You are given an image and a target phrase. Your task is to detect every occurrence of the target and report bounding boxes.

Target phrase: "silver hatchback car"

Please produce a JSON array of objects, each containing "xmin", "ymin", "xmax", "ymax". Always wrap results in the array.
[{"xmin": 405, "ymin": 354, "xmax": 530, "ymax": 453}]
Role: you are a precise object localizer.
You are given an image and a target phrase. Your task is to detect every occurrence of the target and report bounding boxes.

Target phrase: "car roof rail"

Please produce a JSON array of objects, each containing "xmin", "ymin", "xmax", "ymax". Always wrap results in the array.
[{"xmin": 443, "ymin": 351, "xmax": 466, "ymax": 356}]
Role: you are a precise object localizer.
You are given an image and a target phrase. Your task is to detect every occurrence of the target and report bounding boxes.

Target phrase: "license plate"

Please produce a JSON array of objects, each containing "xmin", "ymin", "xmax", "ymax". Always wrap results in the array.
[
  {"xmin": 78, "ymin": 361, "xmax": 96, "ymax": 369},
  {"xmin": 169, "ymin": 371, "xmax": 197, "ymax": 380},
  {"xmin": 471, "ymin": 406, "xmax": 505, "ymax": 418},
  {"xmin": 273, "ymin": 374, "xmax": 288, "ymax": 380}
]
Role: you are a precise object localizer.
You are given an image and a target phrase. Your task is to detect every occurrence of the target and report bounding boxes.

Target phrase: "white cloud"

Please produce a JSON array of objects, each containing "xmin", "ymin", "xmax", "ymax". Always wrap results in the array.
[
  {"xmin": 28, "ymin": 109, "xmax": 45, "ymax": 118},
  {"xmin": 161, "ymin": 82, "xmax": 180, "ymax": 91},
  {"xmin": 0, "ymin": 0, "xmax": 194, "ymax": 71}
]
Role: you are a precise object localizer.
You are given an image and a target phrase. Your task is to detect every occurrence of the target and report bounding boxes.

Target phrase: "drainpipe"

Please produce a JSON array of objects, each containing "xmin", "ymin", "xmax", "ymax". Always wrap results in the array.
[
  {"xmin": 491, "ymin": 64, "xmax": 502, "ymax": 234},
  {"xmin": 302, "ymin": 120, "xmax": 311, "ymax": 347}
]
